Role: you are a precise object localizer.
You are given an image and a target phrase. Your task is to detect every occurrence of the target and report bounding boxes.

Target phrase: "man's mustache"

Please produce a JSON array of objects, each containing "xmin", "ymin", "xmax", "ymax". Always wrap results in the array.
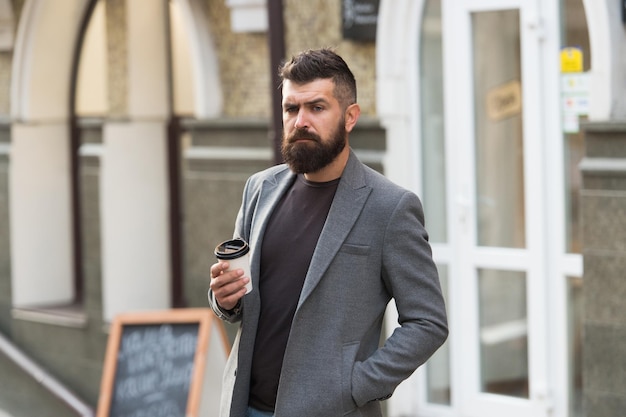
[{"xmin": 287, "ymin": 129, "xmax": 321, "ymax": 143}]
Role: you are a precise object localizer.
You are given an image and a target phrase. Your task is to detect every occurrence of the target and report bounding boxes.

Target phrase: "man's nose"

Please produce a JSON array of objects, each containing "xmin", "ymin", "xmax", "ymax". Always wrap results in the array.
[{"xmin": 294, "ymin": 110, "xmax": 309, "ymax": 129}]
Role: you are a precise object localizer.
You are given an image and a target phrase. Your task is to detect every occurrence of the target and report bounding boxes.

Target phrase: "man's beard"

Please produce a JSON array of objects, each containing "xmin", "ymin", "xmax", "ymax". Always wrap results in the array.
[{"xmin": 281, "ymin": 119, "xmax": 347, "ymax": 174}]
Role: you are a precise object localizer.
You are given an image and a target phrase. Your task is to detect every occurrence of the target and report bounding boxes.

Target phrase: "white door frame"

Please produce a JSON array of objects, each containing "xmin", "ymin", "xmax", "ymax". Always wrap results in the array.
[
  {"xmin": 375, "ymin": 0, "xmax": 584, "ymax": 416},
  {"xmin": 444, "ymin": 1, "xmax": 550, "ymax": 416}
]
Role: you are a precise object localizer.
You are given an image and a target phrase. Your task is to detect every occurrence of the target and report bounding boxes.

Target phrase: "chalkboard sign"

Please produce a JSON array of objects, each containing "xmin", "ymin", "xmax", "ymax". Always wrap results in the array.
[
  {"xmin": 342, "ymin": 0, "xmax": 380, "ymax": 42},
  {"xmin": 97, "ymin": 309, "xmax": 229, "ymax": 417}
]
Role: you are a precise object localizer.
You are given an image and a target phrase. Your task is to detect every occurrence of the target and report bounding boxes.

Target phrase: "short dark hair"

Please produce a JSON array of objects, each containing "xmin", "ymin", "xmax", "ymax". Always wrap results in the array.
[{"xmin": 279, "ymin": 48, "xmax": 357, "ymax": 107}]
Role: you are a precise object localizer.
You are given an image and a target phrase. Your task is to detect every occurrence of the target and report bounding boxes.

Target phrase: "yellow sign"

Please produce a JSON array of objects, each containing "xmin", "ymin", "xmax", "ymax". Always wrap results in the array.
[
  {"xmin": 486, "ymin": 80, "xmax": 522, "ymax": 121},
  {"xmin": 560, "ymin": 47, "xmax": 583, "ymax": 73}
]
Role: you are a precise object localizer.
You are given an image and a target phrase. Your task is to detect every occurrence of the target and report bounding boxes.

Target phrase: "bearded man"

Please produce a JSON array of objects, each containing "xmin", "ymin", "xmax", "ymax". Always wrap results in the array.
[{"xmin": 208, "ymin": 48, "xmax": 448, "ymax": 417}]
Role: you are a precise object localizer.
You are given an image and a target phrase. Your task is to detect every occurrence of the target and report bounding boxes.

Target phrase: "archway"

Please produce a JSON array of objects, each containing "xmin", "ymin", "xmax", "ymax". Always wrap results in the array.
[{"xmin": 10, "ymin": 0, "xmax": 93, "ymax": 307}]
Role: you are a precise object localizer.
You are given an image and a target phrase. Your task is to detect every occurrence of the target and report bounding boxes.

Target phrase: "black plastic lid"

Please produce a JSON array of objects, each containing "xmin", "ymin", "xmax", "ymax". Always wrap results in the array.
[{"xmin": 214, "ymin": 238, "xmax": 250, "ymax": 260}]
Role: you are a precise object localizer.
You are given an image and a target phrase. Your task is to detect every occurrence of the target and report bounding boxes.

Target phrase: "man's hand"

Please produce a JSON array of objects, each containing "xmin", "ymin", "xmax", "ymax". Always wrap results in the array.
[{"xmin": 210, "ymin": 261, "xmax": 249, "ymax": 311}]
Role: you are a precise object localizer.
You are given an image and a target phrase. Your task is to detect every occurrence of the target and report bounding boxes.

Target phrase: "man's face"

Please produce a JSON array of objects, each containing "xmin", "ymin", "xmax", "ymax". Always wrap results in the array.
[{"xmin": 281, "ymin": 79, "xmax": 348, "ymax": 175}]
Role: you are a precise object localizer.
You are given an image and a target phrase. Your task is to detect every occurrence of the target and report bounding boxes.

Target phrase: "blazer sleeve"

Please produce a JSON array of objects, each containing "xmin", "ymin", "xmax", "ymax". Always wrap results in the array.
[
  {"xmin": 351, "ymin": 190, "xmax": 449, "ymax": 407},
  {"xmin": 207, "ymin": 176, "xmax": 255, "ymax": 323}
]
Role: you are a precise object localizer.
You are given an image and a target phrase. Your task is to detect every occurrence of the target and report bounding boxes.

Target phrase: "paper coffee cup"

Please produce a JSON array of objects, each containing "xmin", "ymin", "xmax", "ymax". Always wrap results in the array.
[{"xmin": 214, "ymin": 238, "xmax": 252, "ymax": 294}]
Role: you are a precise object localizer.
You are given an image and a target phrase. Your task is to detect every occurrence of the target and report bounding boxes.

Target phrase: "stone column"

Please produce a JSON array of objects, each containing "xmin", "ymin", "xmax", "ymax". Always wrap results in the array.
[
  {"xmin": 101, "ymin": 0, "xmax": 173, "ymax": 321},
  {"xmin": 580, "ymin": 121, "xmax": 626, "ymax": 416}
]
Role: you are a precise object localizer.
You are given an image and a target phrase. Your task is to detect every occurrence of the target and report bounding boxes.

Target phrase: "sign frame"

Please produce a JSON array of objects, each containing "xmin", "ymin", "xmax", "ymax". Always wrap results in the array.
[{"xmin": 96, "ymin": 308, "xmax": 229, "ymax": 417}]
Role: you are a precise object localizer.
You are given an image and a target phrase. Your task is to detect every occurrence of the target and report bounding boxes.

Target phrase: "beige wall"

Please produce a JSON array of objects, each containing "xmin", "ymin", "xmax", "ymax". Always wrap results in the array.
[
  {"xmin": 203, "ymin": 0, "xmax": 377, "ymax": 118},
  {"xmin": 283, "ymin": 0, "xmax": 377, "ymax": 116},
  {"xmin": 0, "ymin": 53, "xmax": 10, "ymax": 116},
  {"xmin": 205, "ymin": 0, "xmax": 270, "ymax": 118},
  {"xmin": 72, "ymin": 0, "xmax": 379, "ymax": 120}
]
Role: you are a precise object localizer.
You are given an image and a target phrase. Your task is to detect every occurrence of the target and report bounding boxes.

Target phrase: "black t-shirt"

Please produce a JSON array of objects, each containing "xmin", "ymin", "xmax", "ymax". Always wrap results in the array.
[{"xmin": 249, "ymin": 174, "xmax": 339, "ymax": 411}]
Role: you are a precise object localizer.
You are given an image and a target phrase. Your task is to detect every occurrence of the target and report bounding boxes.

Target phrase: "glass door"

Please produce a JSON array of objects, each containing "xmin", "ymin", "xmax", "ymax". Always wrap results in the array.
[{"xmin": 442, "ymin": 1, "xmax": 551, "ymax": 416}]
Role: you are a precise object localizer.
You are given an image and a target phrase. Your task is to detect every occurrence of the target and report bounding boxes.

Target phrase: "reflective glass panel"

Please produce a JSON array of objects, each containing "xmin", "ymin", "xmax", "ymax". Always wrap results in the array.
[
  {"xmin": 561, "ymin": 0, "xmax": 590, "ymax": 253},
  {"xmin": 472, "ymin": 10, "xmax": 525, "ymax": 248},
  {"xmin": 568, "ymin": 276, "xmax": 583, "ymax": 416},
  {"xmin": 426, "ymin": 264, "xmax": 450, "ymax": 404},
  {"xmin": 478, "ymin": 269, "xmax": 529, "ymax": 398},
  {"xmin": 420, "ymin": 0, "xmax": 447, "ymax": 243}
]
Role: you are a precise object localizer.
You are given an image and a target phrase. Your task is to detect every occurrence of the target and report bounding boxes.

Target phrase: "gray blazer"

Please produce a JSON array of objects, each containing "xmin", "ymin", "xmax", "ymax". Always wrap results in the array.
[{"xmin": 209, "ymin": 149, "xmax": 448, "ymax": 417}]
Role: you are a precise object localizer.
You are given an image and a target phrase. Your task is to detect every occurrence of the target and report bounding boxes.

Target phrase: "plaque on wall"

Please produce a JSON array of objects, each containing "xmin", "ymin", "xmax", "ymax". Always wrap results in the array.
[{"xmin": 342, "ymin": 0, "xmax": 380, "ymax": 42}]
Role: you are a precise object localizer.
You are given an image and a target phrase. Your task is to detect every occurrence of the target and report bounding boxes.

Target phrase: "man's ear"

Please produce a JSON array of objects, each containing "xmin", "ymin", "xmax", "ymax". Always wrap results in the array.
[{"xmin": 344, "ymin": 103, "xmax": 361, "ymax": 133}]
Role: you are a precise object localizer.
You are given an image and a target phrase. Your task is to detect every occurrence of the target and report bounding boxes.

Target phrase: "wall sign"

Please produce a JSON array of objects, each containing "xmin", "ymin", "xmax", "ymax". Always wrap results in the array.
[
  {"xmin": 342, "ymin": 0, "xmax": 380, "ymax": 42},
  {"xmin": 97, "ymin": 309, "xmax": 230, "ymax": 417},
  {"xmin": 560, "ymin": 47, "xmax": 583, "ymax": 73},
  {"xmin": 486, "ymin": 80, "xmax": 522, "ymax": 122},
  {"xmin": 561, "ymin": 72, "xmax": 590, "ymax": 133},
  {"xmin": 559, "ymin": 46, "xmax": 589, "ymax": 133}
]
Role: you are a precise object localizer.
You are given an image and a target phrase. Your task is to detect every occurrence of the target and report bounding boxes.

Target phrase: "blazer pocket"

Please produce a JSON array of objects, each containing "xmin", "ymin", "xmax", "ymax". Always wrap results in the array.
[
  {"xmin": 339, "ymin": 243, "xmax": 370, "ymax": 256},
  {"xmin": 342, "ymin": 341, "xmax": 360, "ymax": 414}
]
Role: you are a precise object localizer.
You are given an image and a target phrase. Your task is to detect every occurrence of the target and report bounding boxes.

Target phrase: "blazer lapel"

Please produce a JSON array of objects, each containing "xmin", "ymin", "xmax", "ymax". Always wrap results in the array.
[
  {"xmin": 297, "ymin": 150, "xmax": 371, "ymax": 308},
  {"xmin": 248, "ymin": 169, "xmax": 295, "ymax": 283}
]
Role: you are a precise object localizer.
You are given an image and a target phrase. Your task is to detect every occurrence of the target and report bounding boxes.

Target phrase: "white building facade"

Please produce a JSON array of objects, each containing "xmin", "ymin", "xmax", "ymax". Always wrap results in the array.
[{"xmin": 377, "ymin": 1, "xmax": 626, "ymax": 417}]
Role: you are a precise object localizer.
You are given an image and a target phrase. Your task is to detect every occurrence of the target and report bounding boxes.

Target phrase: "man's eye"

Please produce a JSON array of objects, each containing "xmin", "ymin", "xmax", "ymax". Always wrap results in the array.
[
  {"xmin": 313, "ymin": 106, "xmax": 323, "ymax": 112},
  {"xmin": 284, "ymin": 107, "xmax": 297, "ymax": 113}
]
